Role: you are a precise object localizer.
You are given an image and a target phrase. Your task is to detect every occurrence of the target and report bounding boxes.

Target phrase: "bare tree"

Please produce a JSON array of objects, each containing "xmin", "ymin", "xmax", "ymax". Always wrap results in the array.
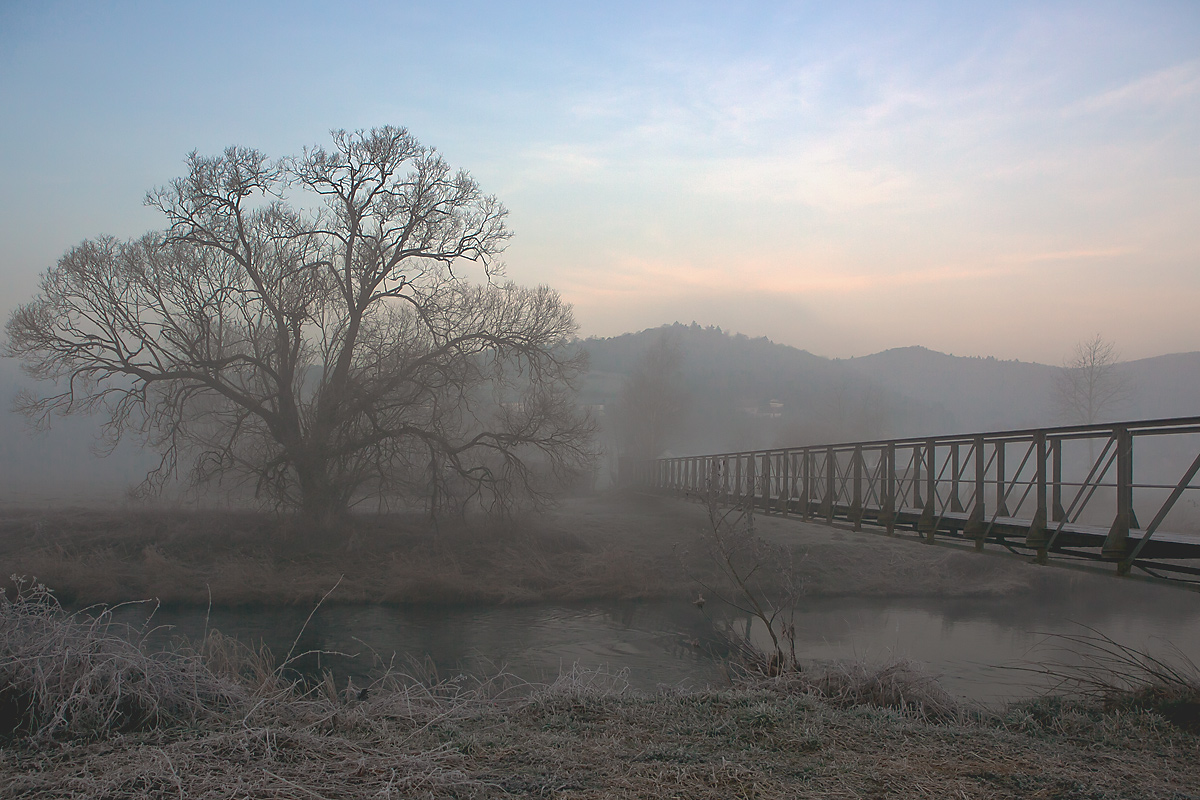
[
  {"xmin": 1055, "ymin": 334, "xmax": 1130, "ymax": 426},
  {"xmin": 5, "ymin": 127, "xmax": 593, "ymax": 521},
  {"xmin": 615, "ymin": 332, "xmax": 686, "ymax": 459}
]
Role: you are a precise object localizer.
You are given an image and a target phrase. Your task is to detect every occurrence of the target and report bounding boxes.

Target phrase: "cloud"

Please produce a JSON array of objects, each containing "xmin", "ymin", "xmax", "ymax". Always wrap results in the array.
[{"xmin": 1066, "ymin": 61, "xmax": 1200, "ymax": 116}]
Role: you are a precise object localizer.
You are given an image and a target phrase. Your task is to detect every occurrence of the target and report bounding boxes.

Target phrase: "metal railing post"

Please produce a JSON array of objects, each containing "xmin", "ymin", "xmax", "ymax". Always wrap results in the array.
[
  {"xmin": 1051, "ymin": 437, "xmax": 1065, "ymax": 521},
  {"xmin": 1027, "ymin": 431, "xmax": 1048, "ymax": 563},
  {"xmin": 760, "ymin": 452, "xmax": 771, "ymax": 512},
  {"xmin": 912, "ymin": 443, "xmax": 923, "ymax": 511},
  {"xmin": 950, "ymin": 443, "xmax": 964, "ymax": 512},
  {"xmin": 780, "ymin": 452, "xmax": 792, "ymax": 514},
  {"xmin": 965, "ymin": 436, "xmax": 986, "ymax": 549},
  {"xmin": 822, "ymin": 446, "xmax": 835, "ymax": 521},
  {"xmin": 852, "ymin": 444, "xmax": 864, "ymax": 530},
  {"xmin": 995, "ymin": 442, "xmax": 1010, "ymax": 517},
  {"xmin": 1103, "ymin": 426, "xmax": 1137, "ymax": 570},
  {"xmin": 920, "ymin": 439, "xmax": 936, "ymax": 540},
  {"xmin": 883, "ymin": 443, "xmax": 896, "ymax": 535},
  {"xmin": 801, "ymin": 449, "xmax": 812, "ymax": 520},
  {"xmin": 746, "ymin": 454, "xmax": 757, "ymax": 508}
]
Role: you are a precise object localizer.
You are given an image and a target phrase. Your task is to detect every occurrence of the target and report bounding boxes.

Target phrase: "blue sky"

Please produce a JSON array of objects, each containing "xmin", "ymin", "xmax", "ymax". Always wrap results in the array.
[{"xmin": 1, "ymin": 1, "xmax": 1197, "ymax": 362}]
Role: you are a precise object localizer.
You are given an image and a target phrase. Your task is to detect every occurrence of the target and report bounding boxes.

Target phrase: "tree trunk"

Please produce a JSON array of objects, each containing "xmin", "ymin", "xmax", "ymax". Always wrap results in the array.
[{"xmin": 295, "ymin": 458, "xmax": 349, "ymax": 526}]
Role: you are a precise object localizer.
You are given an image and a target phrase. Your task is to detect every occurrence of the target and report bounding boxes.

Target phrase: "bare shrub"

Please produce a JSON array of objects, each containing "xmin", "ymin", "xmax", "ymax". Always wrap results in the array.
[{"xmin": 683, "ymin": 488, "xmax": 803, "ymax": 674}]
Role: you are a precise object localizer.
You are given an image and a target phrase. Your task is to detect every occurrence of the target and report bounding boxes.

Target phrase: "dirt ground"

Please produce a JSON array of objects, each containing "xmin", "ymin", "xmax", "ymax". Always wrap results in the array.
[{"xmin": 0, "ymin": 490, "xmax": 1169, "ymax": 607}]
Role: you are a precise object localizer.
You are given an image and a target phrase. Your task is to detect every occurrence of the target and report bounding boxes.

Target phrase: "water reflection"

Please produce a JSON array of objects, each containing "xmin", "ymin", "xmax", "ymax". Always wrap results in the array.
[{"xmin": 110, "ymin": 577, "xmax": 1200, "ymax": 704}]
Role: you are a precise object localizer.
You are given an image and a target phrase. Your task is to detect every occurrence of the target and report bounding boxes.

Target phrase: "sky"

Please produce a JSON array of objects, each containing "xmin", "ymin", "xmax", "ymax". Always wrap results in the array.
[{"xmin": 1, "ymin": 1, "xmax": 1197, "ymax": 363}]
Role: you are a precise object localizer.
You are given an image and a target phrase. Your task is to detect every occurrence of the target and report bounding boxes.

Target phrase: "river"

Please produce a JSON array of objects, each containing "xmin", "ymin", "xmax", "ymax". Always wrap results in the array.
[{"xmin": 108, "ymin": 574, "xmax": 1200, "ymax": 705}]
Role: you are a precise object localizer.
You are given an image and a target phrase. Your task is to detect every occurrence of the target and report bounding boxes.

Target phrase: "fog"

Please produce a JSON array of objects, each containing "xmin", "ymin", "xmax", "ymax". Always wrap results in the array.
[{"xmin": 4, "ymin": 322, "xmax": 1200, "ymax": 508}]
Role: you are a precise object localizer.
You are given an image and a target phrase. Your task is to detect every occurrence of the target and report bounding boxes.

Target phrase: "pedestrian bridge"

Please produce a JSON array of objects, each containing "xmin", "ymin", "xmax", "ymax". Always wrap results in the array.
[{"xmin": 626, "ymin": 417, "xmax": 1200, "ymax": 583}]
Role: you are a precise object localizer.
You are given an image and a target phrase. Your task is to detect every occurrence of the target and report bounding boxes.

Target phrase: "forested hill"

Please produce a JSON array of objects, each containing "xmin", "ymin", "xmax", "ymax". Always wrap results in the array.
[
  {"xmin": 581, "ymin": 324, "xmax": 1200, "ymax": 456},
  {"xmin": 843, "ymin": 346, "xmax": 1200, "ymax": 432},
  {"xmin": 581, "ymin": 324, "xmax": 953, "ymax": 455}
]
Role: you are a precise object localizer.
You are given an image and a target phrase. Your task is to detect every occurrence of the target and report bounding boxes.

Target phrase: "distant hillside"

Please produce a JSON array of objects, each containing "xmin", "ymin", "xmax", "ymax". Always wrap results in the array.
[
  {"xmin": 581, "ymin": 324, "xmax": 955, "ymax": 455},
  {"xmin": 839, "ymin": 347, "xmax": 1059, "ymax": 433},
  {"xmin": 841, "ymin": 347, "xmax": 1200, "ymax": 433},
  {"xmin": 582, "ymin": 325, "xmax": 1200, "ymax": 457}
]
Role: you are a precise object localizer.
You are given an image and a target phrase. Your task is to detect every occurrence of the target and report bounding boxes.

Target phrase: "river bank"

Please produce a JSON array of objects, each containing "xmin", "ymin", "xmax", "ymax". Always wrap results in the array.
[
  {"xmin": 0, "ymin": 491, "xmax": 1118, "ymax": 607},
  {"xmin": 5, "ymin": 664, "xmax": 1198, "ymax": 798},
  {"xmin": 5, "ymin": 554, "xmax": 1200, "ymax": 798}
]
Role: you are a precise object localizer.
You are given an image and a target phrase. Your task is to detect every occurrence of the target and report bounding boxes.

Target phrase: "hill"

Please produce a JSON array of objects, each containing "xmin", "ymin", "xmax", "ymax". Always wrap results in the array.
[{"xmin": 582, "ymin": 325, "xmax": 1200, "ymax": 457}]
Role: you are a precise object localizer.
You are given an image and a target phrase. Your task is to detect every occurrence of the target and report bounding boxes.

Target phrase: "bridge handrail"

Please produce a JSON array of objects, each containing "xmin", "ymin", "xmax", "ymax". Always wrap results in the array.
[
  {"xmin": 682, "ymin": 416, "xmax": 1200, "ymax": 459},
  {"xmin": 627, "ymin": 416, "xmax": 1200, "ymax": 579}
]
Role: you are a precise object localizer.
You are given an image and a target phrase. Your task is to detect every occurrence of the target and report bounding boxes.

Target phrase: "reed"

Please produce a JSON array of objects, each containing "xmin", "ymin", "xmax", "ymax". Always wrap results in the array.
[{"xmin": 1023, "ymin": 626, "xmax": 1200, "ymax": 731}]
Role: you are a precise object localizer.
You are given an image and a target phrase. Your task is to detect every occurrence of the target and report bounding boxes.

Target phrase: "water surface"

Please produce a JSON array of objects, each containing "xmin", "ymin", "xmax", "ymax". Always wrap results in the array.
[{"xmin": 111, "ymin": 577, "xmax": 1200, "ymax": 704}]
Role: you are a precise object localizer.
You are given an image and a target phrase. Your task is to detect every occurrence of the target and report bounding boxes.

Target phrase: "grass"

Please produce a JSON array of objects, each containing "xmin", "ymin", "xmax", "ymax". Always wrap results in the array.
[
  {"xmin": 4, "ymin": 584, "xmax": 1200, "ymax": 798},
  {"xmin": 0, "ymin": 578, "xmax": 244, "ymax": 740},
  {"xmin": 1019, "ymin": 626, "xmax": 1200, "ymax": 732},
  {"xmin": 1, "ymin": 491, "xmax": 1071, "ymax": 608}
]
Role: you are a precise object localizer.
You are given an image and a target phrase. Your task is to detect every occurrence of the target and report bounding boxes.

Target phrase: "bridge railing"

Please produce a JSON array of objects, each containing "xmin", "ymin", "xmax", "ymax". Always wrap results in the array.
[{"xmin": 626, "ymin": 417, "xmax": 1200, "ymax": 577}]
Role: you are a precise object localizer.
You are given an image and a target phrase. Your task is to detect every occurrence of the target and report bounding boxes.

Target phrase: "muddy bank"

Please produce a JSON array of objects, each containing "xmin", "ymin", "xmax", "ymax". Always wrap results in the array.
[{"xmin": 0, "ymin": 491, "xmax": 1154, "ymax": 607}]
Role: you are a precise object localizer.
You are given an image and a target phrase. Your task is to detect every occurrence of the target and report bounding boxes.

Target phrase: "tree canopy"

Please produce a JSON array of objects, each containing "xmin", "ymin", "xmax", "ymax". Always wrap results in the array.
[{"xmin": 5, "ymin": 127, "xmax": 593, "ymax": 519}]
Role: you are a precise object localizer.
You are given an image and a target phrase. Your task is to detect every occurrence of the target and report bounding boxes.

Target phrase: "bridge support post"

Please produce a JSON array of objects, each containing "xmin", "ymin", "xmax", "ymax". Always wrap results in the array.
[
  {"xmin": 965, "ymin": 436, "xmax": 986, "ymax": 550},
  {"xmin": 801, "ymin": 449, "xmax": 812, "ymax": 520},
  {"xmin": 1027, "ymin": 431, "xmax": 1048, "ymax": 563},
  {"xmin": 734, "ymin": 455, "xmax": 743, "ymax": 503},
  {"xmin": 1103, "ymin": 426, "xmax": 1138, "ymax": 571},
  {"xmin": 821, "ymin": 446, "xmax": 835, "ymax": 522},
  {"xmin": 760, "ymin": 453, "xmax": 772, "ymax": 512},
  {"xmin": 919, "ymin": 439, "xmax": 936, "ymax": 541},
  {"xmin": 882, "ymin": 443, "xmax": 896, "ymax": 535},
  {"xmin": 950, "ymin": 443, "xmax": 964, "ymax": 512},
  {"xmin": 912, "ymin": 442, "xmax": 923, "ymax": 517},
  {"xmin": 995, "ymin": 442, "xmax": 1010, "ymax": 517},
  {"xmin": 780, "ymin": 452, "xmax": 792, "ymax": 514},
  {"xmin": 1051, "ymin": 438, "xmax": 1066, "ymax": 521},
  {"xmin": 746, "ymin": 455, "xmax": 757, "ymax": 509},
  {"xmin": 851, "ymin": 445, "xmax": 864, "ymax": 530}
]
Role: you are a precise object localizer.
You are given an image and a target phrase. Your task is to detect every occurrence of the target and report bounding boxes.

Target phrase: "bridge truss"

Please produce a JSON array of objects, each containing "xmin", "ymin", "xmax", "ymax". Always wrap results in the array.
[{"xmin": 628, "ymin": 417, "xmax": 1200, "ymax": 583}]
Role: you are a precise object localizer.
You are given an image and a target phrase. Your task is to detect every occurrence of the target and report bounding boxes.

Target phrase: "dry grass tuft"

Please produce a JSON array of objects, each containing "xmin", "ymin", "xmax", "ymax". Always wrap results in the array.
[
  {"xmin": 0, "ymin": 578, "xmax": 243, "ymax": 741},
  {"xmin": 769, "ymin": 658, "xmax": 964, "ymax": 722},
  {"xmin": 1025, "ymin": 627, "xmax": 1200, "ymax": 731}
]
